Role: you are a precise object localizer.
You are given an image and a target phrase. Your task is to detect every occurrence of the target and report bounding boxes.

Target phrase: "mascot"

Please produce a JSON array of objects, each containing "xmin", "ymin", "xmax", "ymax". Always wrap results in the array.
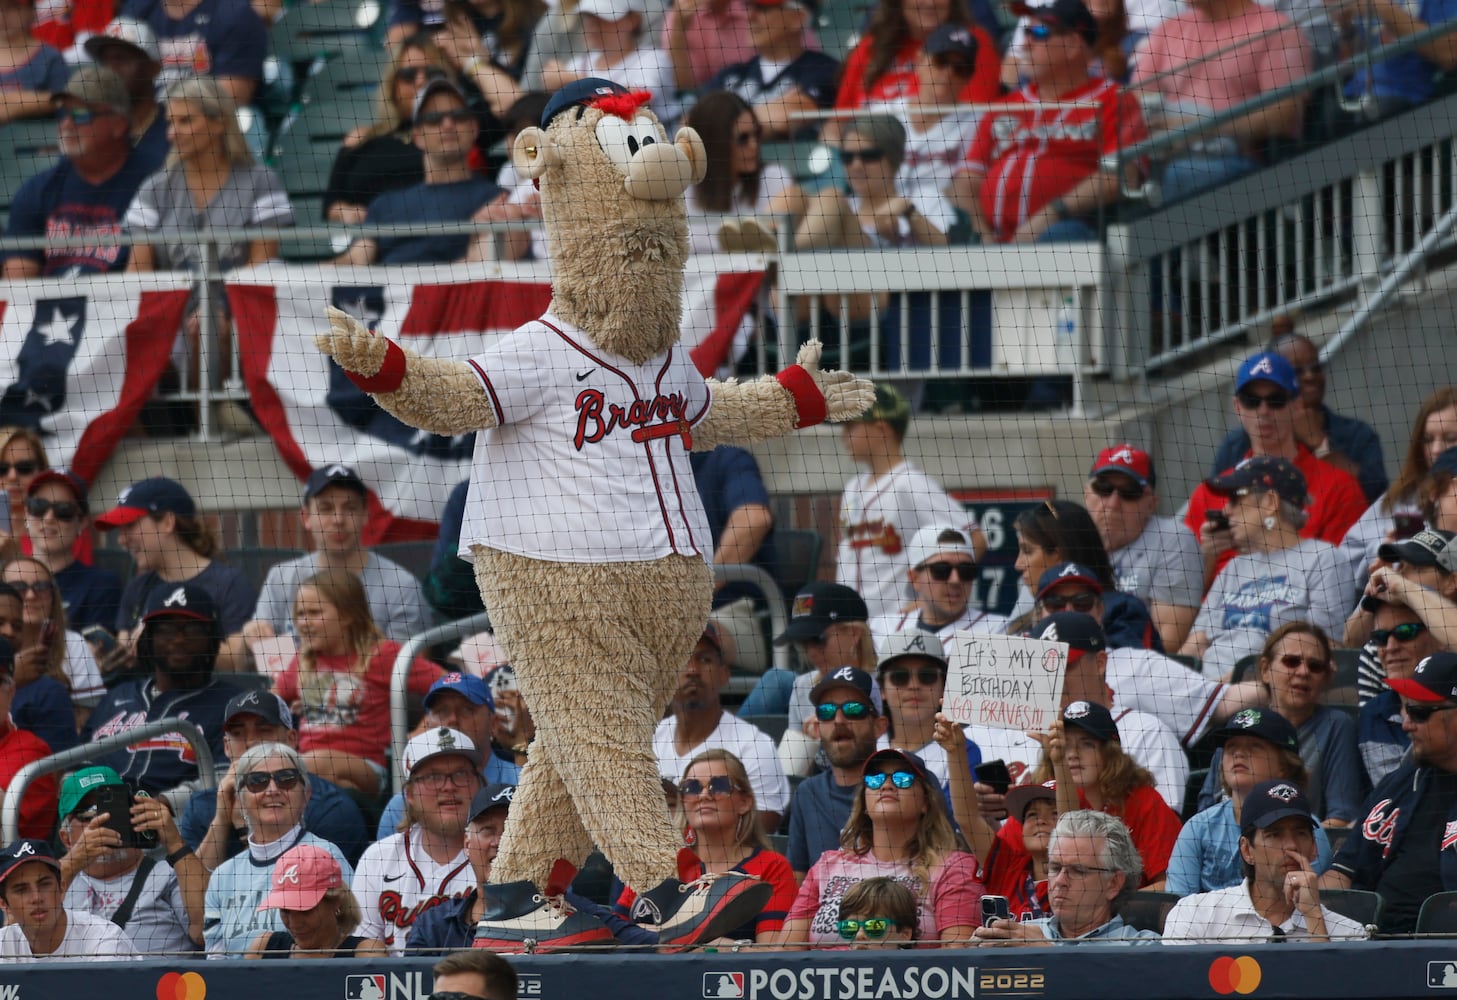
[{"xmin": 317, "ymin": 78, "xmax": 874, "ymax": 952}]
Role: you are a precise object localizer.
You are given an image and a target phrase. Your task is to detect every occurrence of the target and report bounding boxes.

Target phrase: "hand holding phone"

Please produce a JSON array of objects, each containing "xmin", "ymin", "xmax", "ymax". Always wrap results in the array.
[
  {"xmin": 1205, "ymin": 510, "xmax": 1230, "ymax": 532},
  {"xmin": 974, "ymin": 760, "xmax": 1013, "ymax": 796},
  {"xmin": 981, "ymin": 895, "xmax": 1011, "ymax": 927}
]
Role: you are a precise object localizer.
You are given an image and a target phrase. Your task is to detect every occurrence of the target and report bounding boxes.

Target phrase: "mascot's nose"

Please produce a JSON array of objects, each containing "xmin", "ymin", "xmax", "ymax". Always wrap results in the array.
[{"xmin": 623, "ymin": 140, "xmax": 695, "ymax": 201}]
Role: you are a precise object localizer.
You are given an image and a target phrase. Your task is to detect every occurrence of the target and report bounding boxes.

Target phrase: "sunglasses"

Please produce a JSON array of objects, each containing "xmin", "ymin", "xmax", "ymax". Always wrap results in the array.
[
  {"xmin": 9, "ymin": 580, "xmax": 54, "ymax": 597},
  {"xmin": 1026, "ymin": 22, "xmax": 1069, "ymax": 40},
  {"xmin": 734, "ymin": 129, "xmax": 761, "ymax": 147},
  {"xmin": 241, "ymin": 767, "xmax": 304, "ymax": 792},
  {"xmin": 1402, "ymin": 701, "xmax": 1457, "ymax": 723},
  {"xmin": 1041, "ymin": 592, "xmax": 1097, "ymax": 613},
  {"xmin": 1236, "ymin": 390, "xmax": 1290, "ymax": 411},
  {"xmin": 396, "ymin": 66, "xmax": 444, "ymax": 84},
  {"xmin": 840, "ymin": 148, "xmax": 886, "ymax": 166},
  {"xmin": 417, "ymin": 108, "xmax": 472, "ymax": 127},
  {"xmin": 1372, "ymin": 622, "xmax": 1428, "ymax": 645},
  {"xmin": 26, "ymin": 498, "xmax": 81, "ymax": 521},
  {"xmin": 924, "ymin": 561, "xmax": 975, "ymax": 582},
  {"xmin": 816, "ymin": 700, "xmax": 873, "ymax": 722},
  {"xmin": 56, "ymin": 106, "xmax": 110, "ymax": 125},
  {"xmin": 1277, "ymin": 653, "xmax": 1328, "ymax": 673},
  {"xmin": 864, "ymin": 770, "xmax": 917, "ymax": 790},
  {"xmin": 837, "ymin": 916, "xmax": 897, "ymax": 940},
  {"xmin": 930, "ymin": 54, "xmax": 974, "ymax": 72},
  {"xmin": 679, "ymin": 776, "xmax": 739, "ymax": 798},
  {"xmin": 0, "ymin": 461, "xmax": 38, "ymax": 477},
  {"xmin": 1089, "ymin": 479, "xmax": 1145, "ymax": 501},
  {"xmin": 883, "ymin": 666, "xmax": 943, "ymax": 688}
]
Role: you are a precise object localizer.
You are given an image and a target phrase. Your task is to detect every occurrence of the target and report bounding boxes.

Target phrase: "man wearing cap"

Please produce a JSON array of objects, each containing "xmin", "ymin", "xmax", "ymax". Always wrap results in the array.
[
  {"xmin": 1164, "ymin": 779, "xmax": 1366, "ymax": 944},
  {"xmin": 353, "ymin": 727, "xmax": 482, "ymax": 955},
  {"xmin": 836, "ymin": 383, "xmax": 983, "ymax": 621},
  {"xmin": 244, "ymin": 464, "xmax": 430, "ymax": 644},
  {"xmin": 0, "ymin": 839, "xmax": 139, "ymax": 961},
  {"xmin": 83, "ymin": 17, "xmax": 169, "ymax": 169},
  {"xmin": 55, "ymin": 765, "xmax": 205, "ymax": 954},
  {"xmin": 0, "ymin": 636, "xmax": 60, "ymax": 837},
  {"xmin": 1034, "ymin": 561, "xmax": 1160, "ymax": 652},
  {"xmin": 178, "ymin": 690, "xmax": 369, "ymax": 868},
  {"xmin": 1084, "ymin": 444, "xmax": 1203, "ymax": 651},
  {"xmin": 22, "ymin": 469, "xmax": 122, "ymax": 634},
  {"xmin": 80, "ymin": 582, "xmax": 233, "ymax": 811},
  {"xmin": 335, "ymin": 78, "xmax": 507, "ymax": 266},
  {"xmin": 1183, "ymin": 350, "xmax": 1366, "ymax": 584},
  {"xmin": 875, "ymin": 630, "xmax": 981, "ymax": 787},
  {"xmin": 119, "ymin": 0, "xmax": 266, "ymax": 106},
  {"xmin": 1357, "ymin": 597, "xmax": 1442, "ymax": 784},
  {"xmin": 653, "ymin": 625, "xmax": 790, "ymax": 831},
  {"xmin": 706, "ymin": 0, "xmax": 838, "ymax": 139},
  {"xmin": 1, "ymin": 66, "xmax": 154, "ymax": 278},
  {"xmin": 375, "ymin": 672, "xmax": 522, "ymax": 839},
  {"xmin": 870, "ymin": 524, "xmax": 1008, "ymax": 644},
  {"xmin": 1346, "ymin": 528, "xmax": 1457, "ymax": 700},
  {"xmin": 407, "ymin": 782, "xmax": 517, "ymax": 951},
  {"xmin": 786, "ymin": 665, "xmax": 888, "ymax": 878},
  {"xmin": 951, "ymin": 0, "xmax": 1146, "ymax": 244}
]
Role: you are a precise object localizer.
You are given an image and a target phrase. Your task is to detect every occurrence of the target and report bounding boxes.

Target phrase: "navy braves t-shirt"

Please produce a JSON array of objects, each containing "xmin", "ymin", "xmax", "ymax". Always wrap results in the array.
[
  {"xmin": 122, "ymin": 0, "xmax": 266, "ymax": 92},
  {"xmin": 367, "ymin": 177, "xmax": 502, "ymax": 264},
  {"xmin": 2, "ymin": 150, "xmax": 155, "ymax": 275}
]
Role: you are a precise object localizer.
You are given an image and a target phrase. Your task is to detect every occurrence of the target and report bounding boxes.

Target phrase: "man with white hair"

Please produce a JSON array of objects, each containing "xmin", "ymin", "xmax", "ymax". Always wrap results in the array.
[{"xmin": 870, "ymin": 525, "xmax": 1007, "ymax": 644}]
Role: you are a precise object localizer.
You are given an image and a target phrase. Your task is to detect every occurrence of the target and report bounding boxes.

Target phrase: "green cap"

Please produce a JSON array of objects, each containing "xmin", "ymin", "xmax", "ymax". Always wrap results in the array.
[
  {"xmin": 852, "ymin": 383, "xmax": 911, "ymax": 435},
  {"xmin": 58, "ymin": 765, "xmax": 124, "ymax": 820}
]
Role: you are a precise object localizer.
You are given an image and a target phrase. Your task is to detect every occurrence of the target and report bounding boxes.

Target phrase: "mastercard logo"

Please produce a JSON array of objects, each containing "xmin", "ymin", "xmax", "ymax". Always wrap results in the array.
[
  {"xmin": 1209, "ymin": 956, "xmax": 1262, "ymax": 995},
  {"xmin": 157, "ymin": 971, "xmax": 206, "ymax": 1000}
]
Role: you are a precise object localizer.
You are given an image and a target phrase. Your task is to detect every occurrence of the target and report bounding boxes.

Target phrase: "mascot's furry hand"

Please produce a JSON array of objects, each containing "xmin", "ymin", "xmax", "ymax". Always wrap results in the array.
[
  {"xmin": 315, "ymin": 305, "xmax": 408, "ymax": 393},
  {"xmin": 783, "ymin": 340, "xmax": 875, "ymax": 425}
]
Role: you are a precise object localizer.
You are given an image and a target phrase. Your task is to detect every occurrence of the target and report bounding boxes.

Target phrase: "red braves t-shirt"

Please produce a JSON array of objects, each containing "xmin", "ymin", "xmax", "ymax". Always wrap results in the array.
[
  {"xmin": 1078, "ymin": 783, "xmax": 1181, "ymax": 884},
  {"xmin": 976, "ymin": 823, "xmax": 1049, "ymax": 920},
  {"xmin": 834, "ymin": 32, "xmax": 1000, "ymax": 110},
  {"xmin": 963, "ymin": 77, "xmax": 1146, "ymax": 241}
]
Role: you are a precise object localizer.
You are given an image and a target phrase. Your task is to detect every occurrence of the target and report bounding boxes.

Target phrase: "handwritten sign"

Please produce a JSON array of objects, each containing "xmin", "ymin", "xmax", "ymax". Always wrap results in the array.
[{"xmin": 942, "ymin": 633, "xmax": 1068, "ymax": 732}]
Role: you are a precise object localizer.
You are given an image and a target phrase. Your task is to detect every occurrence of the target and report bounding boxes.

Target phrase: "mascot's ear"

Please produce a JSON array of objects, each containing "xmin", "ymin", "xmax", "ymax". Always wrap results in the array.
[
  {"xmin": 512, "ymin": 126, "xmax": 558, "ymax": 180},
  {"xmin": 675, "ymin": 126, "xmax": 707, "ymax": 186}
]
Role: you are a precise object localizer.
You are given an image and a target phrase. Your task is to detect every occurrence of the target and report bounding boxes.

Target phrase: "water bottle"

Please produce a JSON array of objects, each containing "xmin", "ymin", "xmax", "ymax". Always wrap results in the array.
[{"xmin": 1055, "ymin": 294, "xmax": 1078, "ymax": 369}]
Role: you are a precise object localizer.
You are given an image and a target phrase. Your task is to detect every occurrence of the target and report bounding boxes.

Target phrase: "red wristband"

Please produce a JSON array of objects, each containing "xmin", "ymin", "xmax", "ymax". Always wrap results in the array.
[
  {"xmin": 344, "ymin": 339, "xmax": 407, "ymax": 394},
  {"xmin": 776, "ymin": 364, "xmax": 827, "ymax": 429}
]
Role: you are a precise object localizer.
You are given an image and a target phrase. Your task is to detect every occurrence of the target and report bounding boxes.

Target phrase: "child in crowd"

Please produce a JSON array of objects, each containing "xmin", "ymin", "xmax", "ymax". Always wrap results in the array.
[{"xmin": 835, "ymin": 876, "xmax": 920, "ymax": 949}]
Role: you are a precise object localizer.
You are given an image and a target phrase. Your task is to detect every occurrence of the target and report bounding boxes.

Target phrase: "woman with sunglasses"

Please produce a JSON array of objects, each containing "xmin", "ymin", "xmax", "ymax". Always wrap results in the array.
[
  {"xmin": 247, "ymin": 844, "xmax": 385, "ymax": 958},
  {"xmin": 21, "ymin": 469, "xmax": 120, "ymax": 634},
  {"xmin": 203, "ymin": 742, "xmax": 354, "ymax": 957},
  {"xmin": 780, "ymin": 747, "xmax": 981, "ymax": 948},
  {"xmin": 0, "ymin": 428, "xmax": 89, "ymax": 563},
  {"xmin": 1180, "ymin": 458, "xmax": 1347, "ymax": 681},
  {"xmin": 834, "ymin": 876, "xmax": 919, "ymax": 948},
  {"xmin": 2, "ymin": 555, "xmax": 105, "ymax": 728}
]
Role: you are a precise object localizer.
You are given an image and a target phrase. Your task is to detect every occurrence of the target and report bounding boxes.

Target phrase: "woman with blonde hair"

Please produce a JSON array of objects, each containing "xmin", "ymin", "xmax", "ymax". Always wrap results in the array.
[
  {"xmin": 1, "ymin": 555, "xmax": 104, "ymax": 727},
  {"xmin": 780, "ymin": 748, "xmax": 981, "ymax": 948},
  {"xmin": 248, "ymin": 843, "xmax": 386, "ymax": 958},
  {"xmin": 0, "ymin": 428, "xmax": 63, "ymax": 559},
  {"xmin": 273, "ymin": 568, "xmax": 442, "ymax": 796}
]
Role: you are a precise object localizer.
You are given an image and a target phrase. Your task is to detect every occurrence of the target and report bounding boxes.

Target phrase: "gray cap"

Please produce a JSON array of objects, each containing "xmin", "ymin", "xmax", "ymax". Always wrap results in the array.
[
  {"xmin": 412, "ymin": 76, "xmax": 468, "ymax": 125},
  {"xmin": 57, "ymin": 66, "xmax": 131, "ymax": 115}
]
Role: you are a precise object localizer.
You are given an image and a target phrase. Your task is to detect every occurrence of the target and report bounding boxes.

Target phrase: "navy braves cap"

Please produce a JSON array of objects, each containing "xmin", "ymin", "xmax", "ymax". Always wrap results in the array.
[
  {"xmin": 809, "ymin": 665, "xmax": 884, "ymax": 715},
  {"xmin": 141, "ymin": 581, "xmax": 219, "ymax": 625},
  {"xmin": 1036, "ymin": 562, "xmax": 1103, "ymax": 599},
  {"xmin": 924, "ymin": 23, "xmax": 978, "ymax": 60},
  {"xmin": 1235, "ymin": 351, "xmax": 1300, "ymax": 396},
  {"xmin": 863, "ymin": 747, "xmax": 935, "ymax": 788},
  {"xmin": 1027, "ymin": 612, "xmax": 1107, "ymax": 662},
  {"xmin": 541, "ymin": 77, "xmax": 630, "ymax": 129},
  {"xmin": 1205, "ymin": 456, "xmax": 1309, "ymax": 508},
  {"xmin": 224, "ymin": 689, "xmax": 294, "ymax": 730},
  {"xmin": 1062, "ymin": 699, "xmax": 1119, "ymax": 742},
  {"xmin": 1214, "ymin": 707, "xmax": 1300, "ymax": 752},
  {"xmin": 470, "ymin": 783, "xmax": 516, "ymax": 821},
  {"xmin": 303, "ymin": 464, "xmax": 367, "ymax": 503},
  {"xmin": 425, "ymin": 671, "xmax": 495, "ymax": 711},
  {"xmin": 95, "ymin": 476, "xmax": 195, "ymax": 528},
  {"xmin": 1388, "ymin": 651, "xmax": 1457, "ymax": 704},
  {"xmin": 775, "ymin": 582, "xmax": 869, "ymax": 644},
  {"xmin": 0, "ymin": 839, "xmax": 61, "ymax": 886},
  {"xmin": 1240, "ymin": 779, "xmax": 1316, "ymax": 836}
]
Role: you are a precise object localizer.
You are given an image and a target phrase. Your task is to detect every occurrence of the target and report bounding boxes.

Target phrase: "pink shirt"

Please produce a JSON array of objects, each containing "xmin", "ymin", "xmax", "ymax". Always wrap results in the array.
[
  {"xmin": 1133, "ymin": 3, "xmax": 1310, "ymax": 135},
  {"xmin": 660, "ymin": 0, "xmax": 754, "ymax": 86},
  {"xmin": 787, "ymin": 849, "xmax": 984, "ymax": 946}
]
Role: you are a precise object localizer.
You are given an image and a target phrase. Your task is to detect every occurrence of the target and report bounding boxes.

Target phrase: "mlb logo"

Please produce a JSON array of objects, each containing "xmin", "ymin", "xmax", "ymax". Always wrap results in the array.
[
  {"xmin": 1428, "ymin": 962, "xmax": 1457, "ymax": 988},
  {"xmin": 703, "ymin": 972, "xmax": 745, "ymax": 998},
  {"xmin": 345, "ymin": 975, "xmax": 387, "ymax": 1000}
]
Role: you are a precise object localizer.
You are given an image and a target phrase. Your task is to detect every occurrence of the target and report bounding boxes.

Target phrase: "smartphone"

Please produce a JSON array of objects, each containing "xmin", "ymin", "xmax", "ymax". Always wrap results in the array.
[
  {"xmin": 1205, "ymin": 510, "xmax": 1230, "ymax": 532},
  {"xmin": 981, "ymin": 895, "xmax": 1011, "ymax": 927},
  {"xmin": 974, "ymin": 760, "xmax": 1012, "ymax": 795},
  {"xmin": 81, "ymin": 625, "xmax": 119, "ymax": 656},
  {"xmin": 1394, "ymin": 513, "xmax": 1425, "ymax": 540},
  {"xmin": 90, "ymin": 784, "xmax": 158, "ymax": 849}
]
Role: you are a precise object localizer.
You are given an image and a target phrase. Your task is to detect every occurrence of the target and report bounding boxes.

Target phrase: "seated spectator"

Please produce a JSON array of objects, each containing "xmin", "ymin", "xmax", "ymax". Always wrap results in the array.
[
  {"xmin": 405, "ymin": 782, "xmax": 515, "ymax": 952},
  {"xmin": 1, "ymin": 67, "xmax": 153, "ymax": 277},
  {"xmin": 0, "ymin": 427, "xmax": 51, "ymax": 554},
  {"xmin": 245, "ymin": 466, "xmax": 430, "ymax": 644},
  {"xmin": 1130, "ymin": 0, "xmax": 1309, "ymax": 203},
  {"xmin": 181, "ymin": 690, "xmax": 369, "ymax": 868},
  {"xmin": 120, "ymin": 0, "xmax": 267, "ymax": 107},
  {"xmin": 246, "ymin": 845, "xmax": 385, "ymax": 958},
  {"xmin": 1163, "ymin": 780, "xmax": 1367, "ymax": 943},
  {"xmin": 875, "ymin": 630, "xmax": 979, "ymax": 785},
  {"xmin": 1194, "ymin": 624, "xmax": 1365, "ymax": 824},
  {"xmin": 429, "ymin": 951, "xmax": 519, "ymax": 1000},
  {"xmin": 81, "ymin": 583, "xmax": 233, "ymax": 811},
  {"xmin": 1180, "ymin": 458, "xmax": 1347, "ymax": 679},
  {"xmin": 84, "ymin": 18, "xmax": 169, "ymax": 170},
  {"xmin": 1033, "ymin": 560, "xmax": 1161, "ymax": 652},
  {"xmin": 835, "ymin": 876, "xmax": 920, "ymax": 948},
  {"xmin": 432, "ymin": 0, "xmax": 543, "ymax": 123},
  {"xmin": 1031, "ymin": 702, "xmax": 1182, "ymax": 887},
  {"xmin": 0, "ymin": 584, "xmax": 76, "ymax": 754},
  {"xmin": 706, "ymin": 0, "xmax": 837, "ymax": 140},
  {"xmin": 1332, "ymin": 0, "xmax": 1457, "ymax": 119},
  {"xmin": 1083, "ymin": 444, "xmax": 1203, "ymax": 651},
  {"xmin": 517, "ymin": 0, "xmax": 587, "ymax": 90},
  {"xmin": 950, "ymin": 0, "xmax": 1146, "ymax": 244},
  {"xmin": 32, "ymin": 0, "xmax": 109, "ymax": 59},
  {"xmin": 685, "ymin": 91, "xmax": 804, "ymax": 256},
  {"xmin": 870, "ymin": 524, "xmax": 1008, "ymax": 644},
  {"xmin": 0, "ymin": 637, "xmax": 59, "ymax": 836},
  {"xmin": 1001, "ymin": 0, "xmax": 1136, "ymax": 86},
  {"xmin": 55, "ymin": 765, "xmax": 204, "ymax": 954},
  {"xmin": 335, "ymin": 78, "xmax": 507, "ymax": 266},
  {"xmin": 1356, "ymin": 596, "xmax": 1443, "ymax": 786},
  {"xmin": 483, "ymin": 91, "xmax": 550, "ymax": 262},
  {"xmin": 1166, "ymin": 707, "xmax": 1334, "ymax": 895},
  {"xmin": 4, "ymin": 555, "xmax": 106, "ymax": 723},
  {"xmin": 375, "ymin": 672, "xmax": 521, "ymax": 839},
  {"xmin": 653, "ymin": 624, "xmax": 790, "ymax": 830},
  {"xmin": 664, "ymin": 0, "xmax": 753, "ymax": 93},
  {"xmin": 0, "ymin": 0, "xmax": 69, "ymax": 125},
  {"xmin": 780, "ymin": 748, "xmax": 982, "ymax": 947},
  {"xmin": 202, "ymin": 743, "xmax": 354, "ymax": 957},
  {"xmin": 273, "ymin": 568, "xmax": 444, "ymax": 798},
  {"xmin": 23, "ymin": 470, "xmax": 121, "ymax": 634},
  {"xmin": 541, "ymin": 0, "xmax": 680, "ymax": 126},
  {"xmin": 0, "ymin": 839, "xmax": 139, "ymax": 961},
  {"xmin": 96, "ymin": 477, "xmax": 256, "ymax": 675},
  {"xmin": 971, "ymin": 810, "xmax": 1159, "ymax": 943},
  {"xmin": 1213, "ymin": 331, "xmax": 1387, "ymax": 505}
]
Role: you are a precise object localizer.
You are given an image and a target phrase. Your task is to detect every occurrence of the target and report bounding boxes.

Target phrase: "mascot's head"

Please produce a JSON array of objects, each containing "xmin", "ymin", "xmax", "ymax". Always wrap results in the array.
[{"xmin": 510, "ymin": 79, "xmax": 707, "ymax": 361}]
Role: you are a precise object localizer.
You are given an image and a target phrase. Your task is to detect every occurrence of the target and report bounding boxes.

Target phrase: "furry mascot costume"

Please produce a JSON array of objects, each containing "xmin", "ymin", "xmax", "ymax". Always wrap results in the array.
[{"xmin": 317, "ymin": 78, "xmax": 873, "ymax": 951}]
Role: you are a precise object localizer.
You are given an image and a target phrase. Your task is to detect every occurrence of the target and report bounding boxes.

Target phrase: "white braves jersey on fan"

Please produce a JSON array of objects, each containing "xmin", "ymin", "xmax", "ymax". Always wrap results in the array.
[
  {"xmin": 869, "ymin": 605, "xmax": 1010, "ymax": 645},
  {"xmin": 836, "ymin": 461, "xmax": 972, "ymax": 619},
  {"xmin": 1105, "ymin": 647, "xmax": 1226, "ymax": 747},
  {"xmin": 352, "ymin": 826, "xmax": 475, "ymax": 955},
  {"xmin": 458, "ymin": 313, "xmax": 714, "ymax": 563}
]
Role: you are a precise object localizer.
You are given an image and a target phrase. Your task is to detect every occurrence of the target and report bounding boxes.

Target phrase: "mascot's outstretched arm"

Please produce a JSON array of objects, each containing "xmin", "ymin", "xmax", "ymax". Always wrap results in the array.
[
  {"xmin": 315, "ymin": 305, "xmax": 500, "ymax": 435},
  {"xmin": 693, "ymin": 340, "xmax": 874, "ymax": 451}
]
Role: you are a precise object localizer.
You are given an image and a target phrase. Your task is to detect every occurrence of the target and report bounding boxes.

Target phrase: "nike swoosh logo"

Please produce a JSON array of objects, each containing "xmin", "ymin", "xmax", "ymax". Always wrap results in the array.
[
  {"xmin": 576, "ymin": 369, "xmax": 595, "ymax": 381},
  {"xmin": 382, "ymin": 873, "xmax": 407, "ymax": 883}
]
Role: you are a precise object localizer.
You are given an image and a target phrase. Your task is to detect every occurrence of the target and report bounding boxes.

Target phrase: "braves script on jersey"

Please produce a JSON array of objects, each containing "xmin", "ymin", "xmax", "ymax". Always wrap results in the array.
[
  {"xmin": 458, "ymin": 313, "xmax": 713, "ymax": 563},
  {"xmin": 352, "ymin": 827, "xmax": 475, "ymax": 955}
]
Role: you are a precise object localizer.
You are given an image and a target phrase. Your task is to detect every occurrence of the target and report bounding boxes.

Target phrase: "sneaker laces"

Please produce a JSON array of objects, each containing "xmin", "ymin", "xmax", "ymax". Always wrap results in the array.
[
  {"xmin": 535, "ymin": 893, "xmax": 579, "ymax": 916},
  {"xmin": 679, "ymin": 870, "xmax": 736, "ymax": 895}
]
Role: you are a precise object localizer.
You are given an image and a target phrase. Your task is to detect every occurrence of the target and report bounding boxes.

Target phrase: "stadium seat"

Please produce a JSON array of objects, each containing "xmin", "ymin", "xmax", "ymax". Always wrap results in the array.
[
  {"xmin": 1118, "ymin": 890, "xmax": 1180, "ymax": 933},
  {"xmin": 1417, "ymin": 891, "xmax": 1457, "ymax": 935},
  {"xmin": 768, "ymin": 832, "xmax": 790, "ymax": 856},
  {"xmin": 1325, "ymin": 648, "xmax": 1363, "ymax": 706},
  {"xmin": 279, "ymin": 196, "xmax": 351, "ymax": 262},
  {"xmin": 1181, "ymin": 767, "xmax": 1208, "ymax": 821},
  {"xmin": 92, "ymin": 547, "xmax": 136, "ymax": 583},
  {"xmin": 374, "ymin": 540, "xmax": 436, "ymax": 583},
  {"xmin": 1231, "ymin": 654, "xmax": 1261, "ymax": 683},
  {"xmin": 1320, "ymin": 888, "xmax": 1384, "ymax": 931},
  {"xmin": 269, "ymin": 0, "xmax": 381, "ymax": 68},
  {"xmin": 303, "ymin": 48, "xmax": 390, "ymax": 103},
  {"xmin": 0, "ymin": 147, "xmax": 58, "ymax": 229},
  {"xmin": 270, "ymin": 115, "xmax": 346, "ymax": 199},
  {"xmin": 814, "ymin": 0, "xmax": 869, "ymax": 61},
  {"xmin": 226, "ymin": 546, "xmax": 305, "ymax": 593},
  {"xmin": 768, "ymin": 528, "xmax": 823, "ymax": 600},
  {"xmin": 3, "ymin": 118, "xmax": 60, "ymax": 158},
  {"xmin": 739, "ymin": 713, "xmax": 789, "ymax": 744}
]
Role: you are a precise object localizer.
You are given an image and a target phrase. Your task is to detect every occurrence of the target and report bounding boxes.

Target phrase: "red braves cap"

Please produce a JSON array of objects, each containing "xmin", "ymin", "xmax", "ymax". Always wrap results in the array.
[
  {"xmin": 257, "ymin": 844, "xmax": 343, "ymax": 912},
  {"xmin": 1089, "ymin": 444, "xmax": 1155, "ymax": 489},
  {"xmin": 26, "ymin": 468, "xmax": 89, "ymax": 506}
]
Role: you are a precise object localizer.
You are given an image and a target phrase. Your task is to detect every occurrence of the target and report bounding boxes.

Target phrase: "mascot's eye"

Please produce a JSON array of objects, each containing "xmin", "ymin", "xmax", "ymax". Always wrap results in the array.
[{"xmin": 595, "ymin": 114, "xmax": 664, "ymax": 171}]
